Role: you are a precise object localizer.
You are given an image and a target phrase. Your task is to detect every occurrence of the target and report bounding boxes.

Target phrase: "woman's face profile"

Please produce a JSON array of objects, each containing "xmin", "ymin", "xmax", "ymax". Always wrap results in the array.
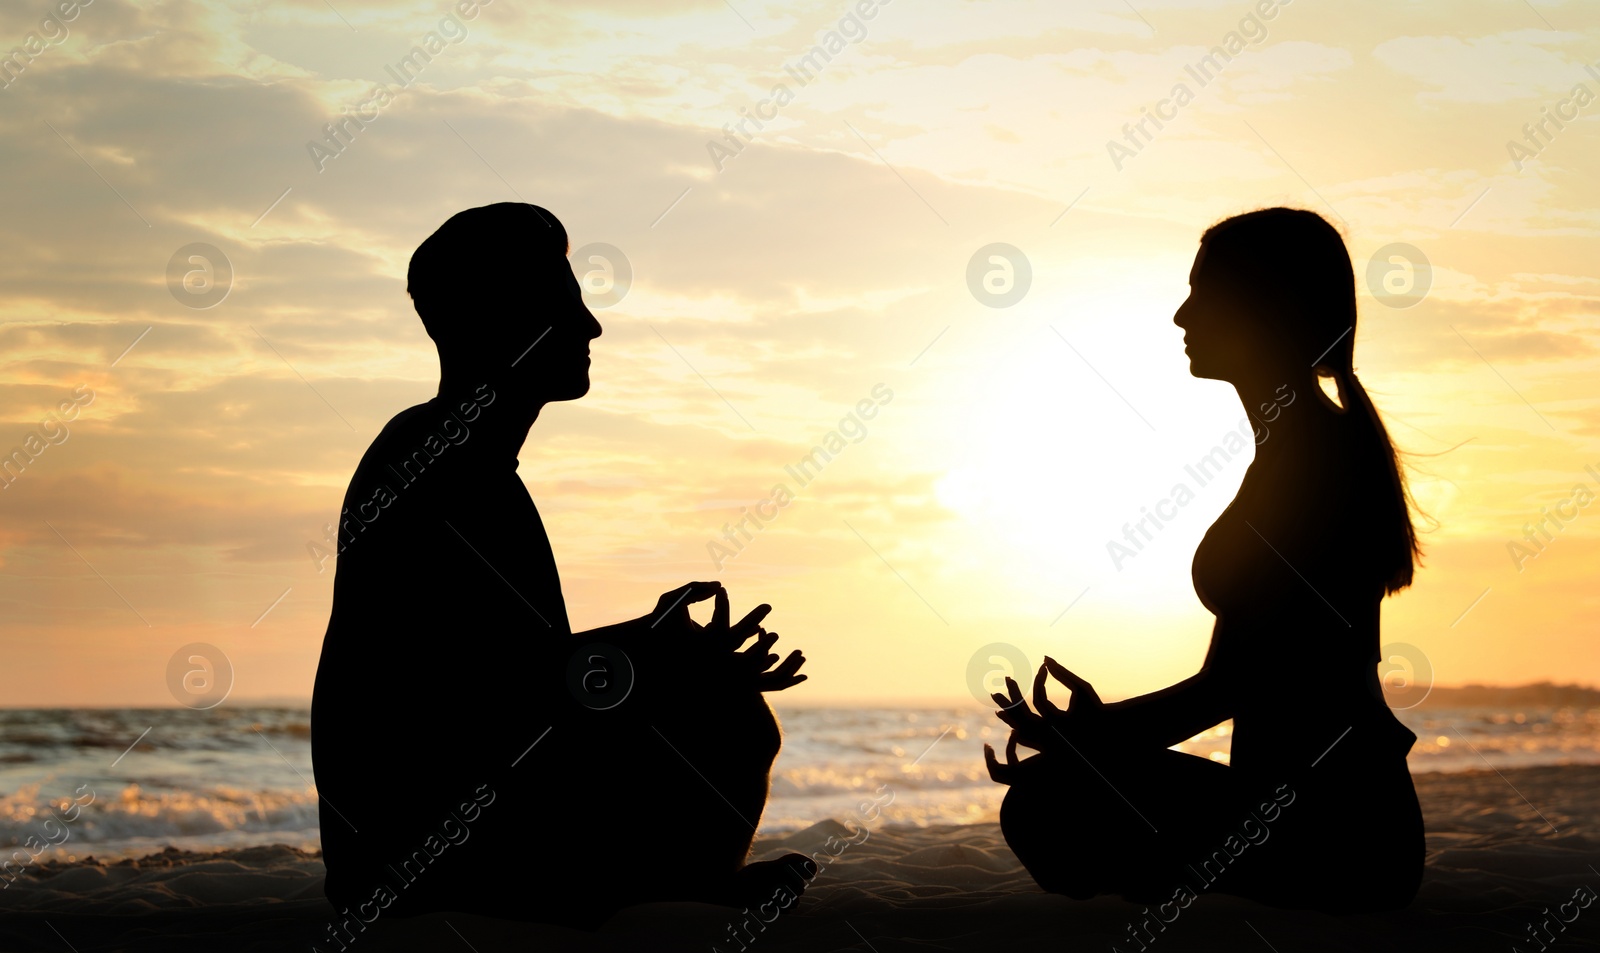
[
  {"xmin": 1173, "ymin": 239, "xmax": 1282, "ymax": 387},
  {"xmin": 1173, "ymin": 241, "xmax": 1236, "ymax": 383}
]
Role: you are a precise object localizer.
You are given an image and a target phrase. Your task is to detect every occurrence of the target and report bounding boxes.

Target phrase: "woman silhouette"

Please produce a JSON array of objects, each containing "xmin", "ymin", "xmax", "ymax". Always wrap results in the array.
[{"xmin": 986, "ymin": 208, "xmax": 1424, "ymax": 912}]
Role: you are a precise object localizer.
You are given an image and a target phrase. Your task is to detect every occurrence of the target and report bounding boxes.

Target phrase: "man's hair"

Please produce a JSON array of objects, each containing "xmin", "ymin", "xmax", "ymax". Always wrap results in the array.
[{"xmin": 407, "ymin": 202, "xmax": 568, "ymax": 347}]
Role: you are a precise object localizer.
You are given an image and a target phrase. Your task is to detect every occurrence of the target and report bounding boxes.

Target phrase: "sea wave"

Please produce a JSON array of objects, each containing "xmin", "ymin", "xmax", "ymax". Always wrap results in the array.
[
  {"xmin": 0, "ymin": 699, "xmax": 1596, "ymax": 851},
  {"xmin": 0, "ymin": 781, "xmax": 321, "ymax": 862}
]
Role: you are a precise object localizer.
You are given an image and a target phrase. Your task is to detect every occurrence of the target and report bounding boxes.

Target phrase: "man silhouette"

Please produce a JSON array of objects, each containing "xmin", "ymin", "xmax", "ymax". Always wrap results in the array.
[{"xmin": 311, "ymin": 202, "xmax": 811, "ymax": 929}]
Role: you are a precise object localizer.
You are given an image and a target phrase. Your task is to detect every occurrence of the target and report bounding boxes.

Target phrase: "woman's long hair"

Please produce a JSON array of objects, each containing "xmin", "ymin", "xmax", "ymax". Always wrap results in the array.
[{"xmin": 1200, "ymin": 207, "xmax": 1421, "ymax": 594}]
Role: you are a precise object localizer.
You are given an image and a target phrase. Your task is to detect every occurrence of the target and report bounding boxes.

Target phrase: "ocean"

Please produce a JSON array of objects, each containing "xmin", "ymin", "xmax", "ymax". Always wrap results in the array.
[{"xmin": 1, "ymin": 698, "xmax": 1595, "ymax": 863}]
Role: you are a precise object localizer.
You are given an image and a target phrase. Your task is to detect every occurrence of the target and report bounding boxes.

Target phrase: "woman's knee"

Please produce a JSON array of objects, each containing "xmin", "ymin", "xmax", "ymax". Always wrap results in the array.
[{"xmin": 998, "ymin": 781, "xmax": 1057, "ymax": 853}]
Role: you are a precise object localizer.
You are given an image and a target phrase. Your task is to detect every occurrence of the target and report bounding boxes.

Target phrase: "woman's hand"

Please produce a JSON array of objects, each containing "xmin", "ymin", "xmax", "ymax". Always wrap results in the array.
[{"xmin": 984, "ymin": 657, "xmax": 1104, "ymax": 783}]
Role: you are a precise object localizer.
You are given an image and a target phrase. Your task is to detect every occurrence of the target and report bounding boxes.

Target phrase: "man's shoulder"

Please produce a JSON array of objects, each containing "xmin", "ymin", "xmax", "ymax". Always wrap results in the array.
[
  {"xmin": 349, "ymin": 403, "xmax": 436, "ymax": 482},
  {"xmin": 368, "ymin": 400, "xmax": 445, "ymax": 455},
  {"xmin": 343, "ymin": 398, "xmax": 473, "ymax": 505},
  {"xmin": 359, "ymin": 390, "xmax": 491, "ymax": 468}
]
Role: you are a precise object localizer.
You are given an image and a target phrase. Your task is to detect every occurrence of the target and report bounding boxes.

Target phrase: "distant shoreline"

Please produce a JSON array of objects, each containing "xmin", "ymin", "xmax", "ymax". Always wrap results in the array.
[{"xmin": 6, "ymin": 681, "xmax": 1597, "ymax": 711}]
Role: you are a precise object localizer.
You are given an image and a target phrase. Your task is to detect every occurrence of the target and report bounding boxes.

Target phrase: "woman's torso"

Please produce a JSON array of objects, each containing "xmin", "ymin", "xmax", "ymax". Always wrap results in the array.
[{"xmin": 1190, "ymin": 409, "xmax": 1416, "ymax": 778}]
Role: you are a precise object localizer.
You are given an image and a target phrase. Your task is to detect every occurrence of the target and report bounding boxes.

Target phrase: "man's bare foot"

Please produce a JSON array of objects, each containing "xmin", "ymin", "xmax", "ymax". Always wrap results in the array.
[{"xmin": 723, "ymin": 853, "xmax": 817, "ymax": 908}]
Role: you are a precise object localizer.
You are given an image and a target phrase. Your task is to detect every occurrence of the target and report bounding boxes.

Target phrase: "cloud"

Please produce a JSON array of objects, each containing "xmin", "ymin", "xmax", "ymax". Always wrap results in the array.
[{"xmin": 1373, "ymin": 30, "xmax": 1591, "ymax": 105}]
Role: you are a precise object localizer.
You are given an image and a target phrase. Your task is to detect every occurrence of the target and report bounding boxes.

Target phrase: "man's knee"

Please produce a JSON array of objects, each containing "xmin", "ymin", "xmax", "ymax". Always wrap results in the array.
[{"xmin": 727, "ymin": 695, "xmax": 781, "ymax": 763}]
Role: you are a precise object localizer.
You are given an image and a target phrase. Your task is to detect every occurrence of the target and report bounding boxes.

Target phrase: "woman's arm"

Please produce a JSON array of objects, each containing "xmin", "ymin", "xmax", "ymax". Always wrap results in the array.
[
  {"xmin": 1102, "ymin": 668, "xmax": 1233, "ymax": 749},
  {"xmin": 986, "ymin": 658, "xmax": 1230, "ymax": 783}
]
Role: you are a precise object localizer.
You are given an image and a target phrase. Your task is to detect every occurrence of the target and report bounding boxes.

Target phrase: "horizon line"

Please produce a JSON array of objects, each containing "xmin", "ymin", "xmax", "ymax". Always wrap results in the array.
[{"xmin": 4, "ymin": 680, "xmax": 1597, "ymax": 711}]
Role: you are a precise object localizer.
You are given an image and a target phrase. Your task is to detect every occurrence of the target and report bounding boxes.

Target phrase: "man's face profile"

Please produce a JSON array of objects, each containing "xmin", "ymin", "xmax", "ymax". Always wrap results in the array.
[
  {"xmin": 414, "ymin": 203, "xmax": 603, "ymax": 405},
  {"xmin": 505, "ymin": 247, "xmax": 600, "ymax": 402}
]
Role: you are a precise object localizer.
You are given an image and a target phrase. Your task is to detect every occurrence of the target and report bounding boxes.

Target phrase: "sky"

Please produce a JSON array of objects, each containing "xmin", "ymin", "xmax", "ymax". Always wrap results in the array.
[{"xmin": 0, "ymin": 0, "xmax": 1596, "ymax": 707}]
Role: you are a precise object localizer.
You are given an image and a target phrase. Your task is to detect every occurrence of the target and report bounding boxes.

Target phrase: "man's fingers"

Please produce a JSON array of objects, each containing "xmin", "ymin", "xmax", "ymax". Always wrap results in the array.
[
  {"xmin": 659, "ymin": 581, "xmax": 720, "ymax": 615},
  {"xmin": 683, "ymin": 581, "xmax": 723, "ymax": 604},
  {"xmin": 740, "ymin": 631, "xmax": 777, "ymax": 657},
  {"xmin": 775, "ymin": 650, "xmax": 805, "ymax": 676},
  {"xmin": 741, "ymin": 628, "xmax": 778, "ymax": 657},
  {"xmin": 730, "ymin": 604, "xmax": 773, "ymax": 646},
  {"xmin": 710, "ymin": 584, "xmax": 731, "ymax": 634},
  {"xmin": 757, "ymin": 671, "xmax": 807, "ymax": 692}
]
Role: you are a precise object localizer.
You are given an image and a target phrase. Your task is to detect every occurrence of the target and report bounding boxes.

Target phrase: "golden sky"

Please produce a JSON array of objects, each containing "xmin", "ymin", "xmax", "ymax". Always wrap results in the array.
[{"xmin": 0, "ymin": 0, "xmax": 1596, "ymax": 706}]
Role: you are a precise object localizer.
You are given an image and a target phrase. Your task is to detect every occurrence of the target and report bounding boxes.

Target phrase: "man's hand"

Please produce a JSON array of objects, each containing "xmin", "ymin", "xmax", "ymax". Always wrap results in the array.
[{"xmin": 649, "ymin": 581, "xmax": 807, "ymax": 693}]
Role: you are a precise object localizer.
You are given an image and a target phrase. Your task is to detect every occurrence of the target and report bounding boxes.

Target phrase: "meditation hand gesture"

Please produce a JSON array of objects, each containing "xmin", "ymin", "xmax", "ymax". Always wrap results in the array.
[
  {"xmin": 650, "ymin": 581, "xmax": 807, "ymax": 692},
  {"xmin": 984, "ymin": 657, "xmax": 1105, "ymax": 784}
]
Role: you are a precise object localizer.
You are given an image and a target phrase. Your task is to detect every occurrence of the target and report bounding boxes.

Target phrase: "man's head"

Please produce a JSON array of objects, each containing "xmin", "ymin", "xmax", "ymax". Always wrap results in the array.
[{"xmin": 408, "ymin": 202, "xmax": 601, "ymax": 402}]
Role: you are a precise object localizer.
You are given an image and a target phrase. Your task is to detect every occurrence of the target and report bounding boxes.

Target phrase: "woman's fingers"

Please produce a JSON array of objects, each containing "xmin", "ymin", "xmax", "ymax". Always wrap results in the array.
[
  {"xmin": 972, "ymin": 745, "xmax": 998, "ymax": 780},
  {"xmin": 993, "ymin": 700, "xmax": 1043, "ymax": 735},
  {"xmin": 1033, "ymin": 663, "xmax": 1062, "ymax": 720},
  {"xmin": 984, "ymin": 733, "xmax": 1020, "ymax": 782},
  {"xmin": 1001, "ymin": 678, "xmax": 1039, "ymax": 721},
  {"xmin": 1005, "ymin": 676, "xmax": 1026, "ymax": 708},
  {"xmin": 1044, "ymin": 656, "xmax": 1101, "ymax": 705}
]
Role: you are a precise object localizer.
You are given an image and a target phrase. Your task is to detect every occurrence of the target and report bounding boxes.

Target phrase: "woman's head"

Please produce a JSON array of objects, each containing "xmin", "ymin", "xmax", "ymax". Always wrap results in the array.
[
  {"xmin": 1175, "ymin": 207, "xmax": 1356, "ymax": 385},
  {"xmin": 1177, "ymin": 207, "xmax": 1421, "ymax": 593}
]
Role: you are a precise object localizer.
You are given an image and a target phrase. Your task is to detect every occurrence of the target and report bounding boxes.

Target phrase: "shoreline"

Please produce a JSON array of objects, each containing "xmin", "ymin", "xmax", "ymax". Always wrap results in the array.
[{"xmin": 11, "ymin": 762, "xmax": 1594, "ymax": 873}]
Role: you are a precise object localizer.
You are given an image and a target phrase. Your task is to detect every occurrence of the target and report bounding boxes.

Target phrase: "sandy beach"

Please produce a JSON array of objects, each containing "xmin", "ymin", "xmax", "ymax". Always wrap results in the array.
[{"xmin": 0, "ymin": 764, "xmax": 1595, "ymax": 952}]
